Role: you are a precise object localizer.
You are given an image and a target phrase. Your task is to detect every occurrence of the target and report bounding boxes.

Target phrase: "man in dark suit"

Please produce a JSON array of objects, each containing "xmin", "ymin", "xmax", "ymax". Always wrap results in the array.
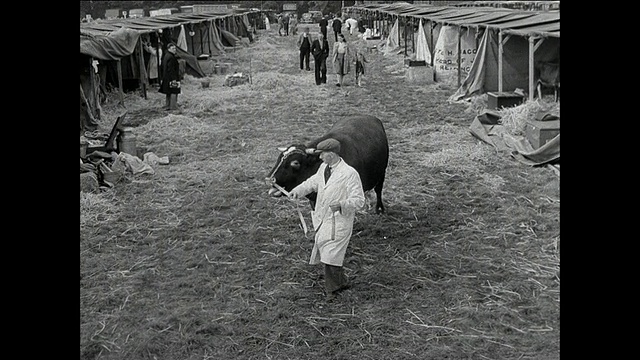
[
  {"xmin": 310, "ymin": 33, "xmax": 330, "ymax": 85},
  {"xmin": 332, "ymin": 16, "xmax": 342, "ymax": 42},
  {"xmin": 297, "ymin": 27, "xmax": 312, "ymax": 71},
  {"xmin": 319, "ymin": 15, "xmax": 328, "ymax": 40}
]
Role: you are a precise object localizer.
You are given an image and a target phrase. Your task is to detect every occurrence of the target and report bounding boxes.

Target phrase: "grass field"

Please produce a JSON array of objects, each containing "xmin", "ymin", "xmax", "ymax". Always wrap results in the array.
[{"xmin": 80, "ymin": 26, "xmax": 560, "ymax": 360}]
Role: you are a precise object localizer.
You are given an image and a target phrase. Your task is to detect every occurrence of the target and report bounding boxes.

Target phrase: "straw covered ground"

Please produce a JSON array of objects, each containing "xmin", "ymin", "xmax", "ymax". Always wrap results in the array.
[{"xmin": 80, "ymin": 26, "xmax": 560, "ymax": 360}]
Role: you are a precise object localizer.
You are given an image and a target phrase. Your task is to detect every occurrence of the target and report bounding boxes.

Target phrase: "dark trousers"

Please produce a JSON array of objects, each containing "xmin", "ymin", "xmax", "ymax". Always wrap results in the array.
[
  {"xmin": 164, "ymin": 94, "xmax": 178, "ymax": 110},
  {"xmin": 324, "ymin": 263, "xmax": 349, "ymax": 294},
  {"xmin": 321, "ymin": 27, "xmax": 327, "ymax": 39},
  {"xmin": 313, "ymin": 56, "xmax": 327, "ymax": 85},
  {"xmin": 300, "ymin": 49, "xmax": 310, "ymax": 70},
  {"xmin": 333, "ymin": 30, "xmax": 341, "ymax": 42}
]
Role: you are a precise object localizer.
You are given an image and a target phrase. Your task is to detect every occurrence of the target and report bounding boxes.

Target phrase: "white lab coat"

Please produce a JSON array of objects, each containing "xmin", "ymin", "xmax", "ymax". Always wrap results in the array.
[
  {"xmin": 291, "ymin": 159, "xmax": 365, "ymax": 266},
  {"xmin": 345, "ymin": 18, "xmax": 359, "ymax": 35}
]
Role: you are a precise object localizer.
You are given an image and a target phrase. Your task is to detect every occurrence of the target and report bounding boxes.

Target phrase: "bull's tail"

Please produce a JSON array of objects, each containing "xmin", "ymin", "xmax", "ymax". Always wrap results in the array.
[{"xmin": 374, "ymin": 172, "xmax": 385, "ymax": 214}]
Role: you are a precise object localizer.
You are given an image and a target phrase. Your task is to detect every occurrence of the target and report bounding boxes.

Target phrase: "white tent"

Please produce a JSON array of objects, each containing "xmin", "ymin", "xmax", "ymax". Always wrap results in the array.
[{"xmin": 415, "ymin": 19, "xmax": 431, "ymax": 63}]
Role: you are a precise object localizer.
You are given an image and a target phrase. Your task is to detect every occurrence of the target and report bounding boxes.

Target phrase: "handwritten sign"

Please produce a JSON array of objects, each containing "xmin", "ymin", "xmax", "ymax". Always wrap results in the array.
[{"xmin": 433, "ymin": 26, "xmax": 478, "ymax": 86}]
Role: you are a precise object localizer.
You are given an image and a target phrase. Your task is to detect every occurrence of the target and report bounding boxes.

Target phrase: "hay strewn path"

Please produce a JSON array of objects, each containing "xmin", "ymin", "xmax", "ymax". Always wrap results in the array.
[{"xmin": 81, "ymin": 26, "xmax": 559, "ymax": 360}]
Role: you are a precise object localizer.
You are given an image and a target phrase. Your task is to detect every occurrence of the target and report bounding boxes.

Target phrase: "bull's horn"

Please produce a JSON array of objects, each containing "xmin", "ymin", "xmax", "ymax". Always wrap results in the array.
[
  {"xmin": 305, "ymin": 148, "xmax": 316, "ymax": 155},
  {"xmin": 277, "ymin": 147, "xmax": 288, "ymax": 152}
]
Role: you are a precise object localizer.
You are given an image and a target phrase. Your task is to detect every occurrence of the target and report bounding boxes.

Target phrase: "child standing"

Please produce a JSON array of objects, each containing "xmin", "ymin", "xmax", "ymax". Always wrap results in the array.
[{"xmin": 354, "ymin": 50, "xmax": 368, "ymax": 87}]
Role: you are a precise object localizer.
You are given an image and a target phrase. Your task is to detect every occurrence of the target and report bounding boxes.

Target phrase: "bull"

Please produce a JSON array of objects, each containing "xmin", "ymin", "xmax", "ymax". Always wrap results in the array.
[{"xmin": 266, "ymin": 115, "xmax": 389, "ymax": 214}]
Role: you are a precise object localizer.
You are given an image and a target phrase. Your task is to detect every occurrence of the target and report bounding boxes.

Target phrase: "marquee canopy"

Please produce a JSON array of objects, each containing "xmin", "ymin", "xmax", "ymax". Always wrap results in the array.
[{"xmin": 345, "ymin": 3, "xmax": 559, "ymax": 39}]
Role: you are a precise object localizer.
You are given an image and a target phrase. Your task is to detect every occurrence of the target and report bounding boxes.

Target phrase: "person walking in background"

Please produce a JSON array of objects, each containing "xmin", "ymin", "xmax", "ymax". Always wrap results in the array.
[
  {"xmin": 332, "ymin": 33, "xmax": 351, "ymax": 87},
  {"xmin": 362, "ymin": 24, "xmax": 373, "ymax": 40},
  {"xmin": 264, "ymin": 14, "xmax": 270, "ymax": 31},
  {"xmin": 290, "ymin": 14, "xmax": 298, "ymax": 35},
  {"xmin": 289, "ymin": 138, "xmax": 365, "ymax": 302},
  {"xmin": 283, "ymin": 13, "xmax": 290, "ymax": 36},
  {"xmin": 357, "ymin": 18, "xmax": 366, "ymax": 34},
  {"xmin": 311, "ymin": 33, "xmax": 330, "ymax": 85},
  {"xmin": 159, "ymin": 42, "xmax": 180, "ymax": 110},
  {"xmin": 142, "ymin": 37, "xmax": 162, "ymax": 86},
  {"xmin": 354, "ymin": 49, "xmax": 368, "ymax": 87},
  {"xmin": 332, "ymin": 15, "xmax": 342, "ymax": 42},
  {"xmin": 297, "ymin": 27, "xmax": 312, "ymax": 71},
  {"xmin": 278, "ymin": 14, "xmax": 284, "ymax": 36},
  {"xmin": 319, "ymin": 15, "xmax": 328, "ymax": 40},
  {"xmin": 345, "ymin": 17, "xmax": 359, "ymax": 36}
]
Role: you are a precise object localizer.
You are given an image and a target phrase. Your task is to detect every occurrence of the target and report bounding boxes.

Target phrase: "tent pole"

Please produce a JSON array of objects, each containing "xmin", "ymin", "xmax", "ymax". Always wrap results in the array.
[
  {"xmin": 429, "ymin": 21, "xmax": 434, "ymax": 67},
  {"xmin": 155, "ymin": 32, "xmax": 161, "ymax": 80},
  {"xmin": 529, "ymin": 36, "xmax": 534, "ymax": 101},
  {"xmin": 202, "ymin": 23, "xmax": 206, "ymax": 55},
  {"xmin": 89, "ymin": 57, "xmax": 97, "ymax": 121},
  {"xmin": 404, "ymin": 18, "xmax": 407, "ymax": 57},
  {"xmin": 137, "ymin": 40, "xmax": 147, "ymax": 100},
  {"xmin": 411, "ymin": 19, "xmax": 415, "ymax": 54},
  {"xmin": 498, "ymin": 30, "xmax": 503, "ymax": 92},
  {"xmin": 457, "ymin": 26, "xmax": 462, "ymax": 88},
  {"xmin": 529, "ymin": 36, "xmax": 545, "ymax": 101},
  {"xmin": 116, "ymin": 59, "xmax": 124, "ymax": 107}
]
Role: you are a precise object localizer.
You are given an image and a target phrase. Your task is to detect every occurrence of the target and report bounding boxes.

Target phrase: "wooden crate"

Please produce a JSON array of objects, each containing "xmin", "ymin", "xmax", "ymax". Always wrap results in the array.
[
  {"xmin": 487, "ymin": 92, "xmax": 524, "ymax": 109},
  {"xmin": 525, "ymin": 119, "xmax": 560, "ymax": 149}
]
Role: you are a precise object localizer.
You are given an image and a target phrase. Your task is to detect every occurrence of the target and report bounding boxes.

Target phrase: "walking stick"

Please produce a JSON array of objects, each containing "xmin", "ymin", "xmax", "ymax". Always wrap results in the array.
[{"xmin": 331, "ymin": 211, "xmax": 336, "ymax": 240}]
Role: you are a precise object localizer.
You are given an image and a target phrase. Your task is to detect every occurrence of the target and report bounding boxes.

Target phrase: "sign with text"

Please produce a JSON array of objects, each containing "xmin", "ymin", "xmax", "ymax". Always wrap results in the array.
[
  {"xmin": 433, "ymin": 25, "xmax": 478, "ymax": 86},
  {"xmin": 150, "ymin": 9, "xmax": 172, "ymax": 17}
]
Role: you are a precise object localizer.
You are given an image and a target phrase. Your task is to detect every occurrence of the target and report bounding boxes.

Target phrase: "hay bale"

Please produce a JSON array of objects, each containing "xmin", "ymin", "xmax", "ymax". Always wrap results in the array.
[
  {"xmin": 224, "ymin": 73, "xmax": 250, "ymax": 87},
  {"xmin": 80, "ymin": 172, "xmax": 99, "ymax": 193}
]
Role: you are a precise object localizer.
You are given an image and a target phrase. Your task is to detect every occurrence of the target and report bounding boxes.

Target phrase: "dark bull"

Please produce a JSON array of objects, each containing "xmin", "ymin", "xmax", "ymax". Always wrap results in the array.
[{"xmin": 266, "ymin": 115, "xmax": 389, "ymax": 214}]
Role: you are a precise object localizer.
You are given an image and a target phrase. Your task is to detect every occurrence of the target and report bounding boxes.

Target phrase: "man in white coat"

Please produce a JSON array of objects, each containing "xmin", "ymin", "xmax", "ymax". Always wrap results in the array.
[{"xmin": 290, "ymin": 138, "xmax": 365, "ymax": 301}]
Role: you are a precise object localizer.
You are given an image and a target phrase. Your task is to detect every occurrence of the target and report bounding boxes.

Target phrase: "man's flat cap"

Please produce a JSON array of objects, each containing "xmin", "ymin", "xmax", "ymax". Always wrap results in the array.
[{"xmin": 314, "ymin": 138, "xmax": 341, "ymax": 154}]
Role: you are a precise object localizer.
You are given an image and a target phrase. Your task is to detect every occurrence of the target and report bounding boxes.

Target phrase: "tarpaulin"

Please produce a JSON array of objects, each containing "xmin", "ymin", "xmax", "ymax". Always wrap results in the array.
[
  {"xmin": 469, "ymin": 110, "xmax": 559, "ymax": 166},
  {"xmin": 415, "ymin": 19, "xmax": 431, "ymax": 64},
  {"xmin": 81, "ymin": 27, "xmax": 141, "ymax": 60},
  {"xmin": 384, "ymin": 19, "xmax": 401, "ymax": 54}
]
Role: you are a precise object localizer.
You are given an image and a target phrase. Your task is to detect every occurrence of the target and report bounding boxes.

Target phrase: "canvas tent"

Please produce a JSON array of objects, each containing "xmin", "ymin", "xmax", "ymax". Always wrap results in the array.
[
  {"xmin": 448, "ymin": 11, "xmax": 559, "ymax": 101},
  {"xmin": 343, "ymin": 3, "xmax": 559, "ymax": 101},
  {"xmin": 80, "ymin": 8, "xmax": 261, "ymax": 133}
]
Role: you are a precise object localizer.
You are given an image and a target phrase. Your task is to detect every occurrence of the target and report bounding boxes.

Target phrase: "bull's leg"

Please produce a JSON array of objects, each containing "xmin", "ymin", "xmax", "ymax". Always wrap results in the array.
[{"xmin": 374, "ymin": 181, "xmax": 385, "ymax": 214}]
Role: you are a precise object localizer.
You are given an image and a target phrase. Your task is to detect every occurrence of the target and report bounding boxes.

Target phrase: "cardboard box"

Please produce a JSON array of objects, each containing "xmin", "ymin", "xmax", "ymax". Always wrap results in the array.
[
  {"xmin": 406, "ymin": 66, "xmax": 434, "ymax": 84},
  {"xmin": 487, "ymin": 92, "xmax": 524, "ymax": 109},
  {"xmin": 404, "ymin": 59, "xmax": 427, "ymax": 67},
  {"xmin": 525, "ymin": 119, "xmax": 560, "ymax": 149}
]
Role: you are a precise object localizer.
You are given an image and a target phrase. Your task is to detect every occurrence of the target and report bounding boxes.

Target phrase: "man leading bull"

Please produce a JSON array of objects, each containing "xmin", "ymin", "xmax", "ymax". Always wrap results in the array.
[{"xmin": 289, "ymin": 138, "xmax": 365, "ymax": 302}]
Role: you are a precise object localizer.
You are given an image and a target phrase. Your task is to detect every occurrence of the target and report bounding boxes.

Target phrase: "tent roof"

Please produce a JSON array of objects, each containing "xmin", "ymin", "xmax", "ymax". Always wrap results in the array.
[
  {"xmin": 80, "ymin": 8, "xmax": 260, "ymax": 59},
  {"xmin": 345, "ymin": 3, "xmax": 559, "ymax": 38},
  {"xmin": 80, "ymin": 8, "xmax": 260, "ymax": 37}
]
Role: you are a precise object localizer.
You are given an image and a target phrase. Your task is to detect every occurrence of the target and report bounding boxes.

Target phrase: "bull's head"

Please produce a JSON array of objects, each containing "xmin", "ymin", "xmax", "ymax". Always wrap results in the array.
[{"xmin": 265, "ymin": 145, "xmax": 322, "ymax": 198}]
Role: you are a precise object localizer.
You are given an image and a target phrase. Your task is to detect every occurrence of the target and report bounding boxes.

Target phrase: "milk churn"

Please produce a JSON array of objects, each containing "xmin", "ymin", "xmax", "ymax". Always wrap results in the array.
[
  {"xmin": 117, "ymin": 127, "xmax": 137, "ymax": 156},
  {"xmin": 80, "ymin": 136, "xmax": 88, "ymax": 158}
]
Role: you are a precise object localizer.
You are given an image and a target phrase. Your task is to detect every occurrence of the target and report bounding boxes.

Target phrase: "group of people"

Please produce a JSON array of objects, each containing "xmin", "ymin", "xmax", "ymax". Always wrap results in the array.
[
  {"xmin": 145, "ymin": 14, "xmax": 372, "ymax": 111},
  {"xmin": 298, "ymin": 26, "xmax": 369, "ymax": 87},
  {"xmin": 142, "ymin": 36, "xmax": 182, "ymax": 111}
]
